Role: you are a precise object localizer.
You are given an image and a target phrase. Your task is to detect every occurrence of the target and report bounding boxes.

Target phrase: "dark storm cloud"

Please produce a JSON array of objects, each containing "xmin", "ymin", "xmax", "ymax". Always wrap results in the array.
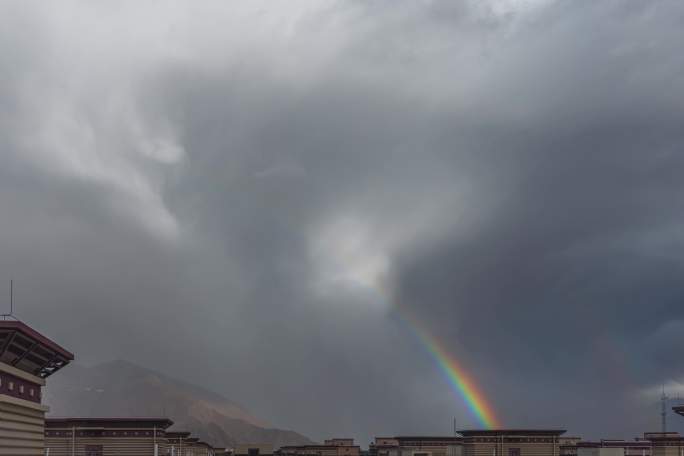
[{"xmin": 1, "ymin": 0, "xmax": 684, "ymax": 444}]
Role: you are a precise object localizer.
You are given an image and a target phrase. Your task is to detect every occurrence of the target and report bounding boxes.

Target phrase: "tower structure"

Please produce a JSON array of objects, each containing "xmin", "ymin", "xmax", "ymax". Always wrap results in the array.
[
  {"xmin": 0, "ymin": 320, "xmax": 73, "ymax": 455},
  {"xmin": 661, "ymin": 386, "xmax": 669, "ymax": 433}
]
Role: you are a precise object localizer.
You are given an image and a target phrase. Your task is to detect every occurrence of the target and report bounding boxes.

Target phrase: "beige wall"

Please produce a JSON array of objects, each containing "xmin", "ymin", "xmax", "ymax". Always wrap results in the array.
[
  {"xmin": 0, "ymin": 362, "xmax": 48, "ymax": 456},
  {"xmin": 651, "ymin": 446, "xmax": 683, "ymax": 456},
  {"xmin": 463, "ymin": 442, "xmax": 560, "ymax": 456},
  {"xmin": 45, "ymin": 428, "xmax": 168, "ymax": 456},
  {"xmin": 398, "ymin": 444, "xmax": 462, "ymax": 456}
]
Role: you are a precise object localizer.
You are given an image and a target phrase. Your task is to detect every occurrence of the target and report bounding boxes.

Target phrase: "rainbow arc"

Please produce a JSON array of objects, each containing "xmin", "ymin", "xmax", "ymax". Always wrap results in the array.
[{"xmin": 379, "ymin": 284, "xmax": 501, "ymax": 429}]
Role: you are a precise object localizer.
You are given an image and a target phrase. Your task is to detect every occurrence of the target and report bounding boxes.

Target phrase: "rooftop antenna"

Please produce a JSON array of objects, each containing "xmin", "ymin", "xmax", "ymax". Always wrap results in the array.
[
  {"xmin": 661, "ymin": 384, "xmax": 669, "ymax": 433},
  {"xmin": 2, "ymin": 280, "xmax": 14, "ymax": 320},
  {"xmin": 453, "ymin": 417, "xmax": 457, "ymax": 437}
]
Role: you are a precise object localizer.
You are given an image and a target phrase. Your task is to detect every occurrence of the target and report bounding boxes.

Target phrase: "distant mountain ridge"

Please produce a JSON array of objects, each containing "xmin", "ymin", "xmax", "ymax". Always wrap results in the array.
[{"xmin": 44, "ymin": 360, "xmax": 313, "ymax": 449}]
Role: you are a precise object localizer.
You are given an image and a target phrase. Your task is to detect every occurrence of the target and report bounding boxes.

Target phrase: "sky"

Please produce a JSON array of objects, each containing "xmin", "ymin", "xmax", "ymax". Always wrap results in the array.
[{"xmin": 2, "ymin": 0, "xmax": 684, "ymax": 445}]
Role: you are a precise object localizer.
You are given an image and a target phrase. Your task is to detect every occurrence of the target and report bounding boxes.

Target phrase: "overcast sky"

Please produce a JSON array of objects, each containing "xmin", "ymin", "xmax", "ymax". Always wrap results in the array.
[{"xmin": 2, "ymin": 0, "xmax": 684, "ymax": 445}]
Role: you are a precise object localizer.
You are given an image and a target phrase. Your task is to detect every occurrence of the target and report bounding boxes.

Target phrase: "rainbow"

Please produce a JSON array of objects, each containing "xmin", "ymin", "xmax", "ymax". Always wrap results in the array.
[
  {"xmin": 375, "ymin": 277, "xmax": 500, "ymax": 428},
  {"xmin": 392, "ymin": 310, "xmax": 501, "ymax": 429}
]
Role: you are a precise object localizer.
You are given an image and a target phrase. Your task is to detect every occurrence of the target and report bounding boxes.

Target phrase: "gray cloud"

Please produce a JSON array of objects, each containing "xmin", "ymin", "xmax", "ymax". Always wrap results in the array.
[{"xmin": 1, "ymin": 0, "xmax": 684, "ymax": 445}]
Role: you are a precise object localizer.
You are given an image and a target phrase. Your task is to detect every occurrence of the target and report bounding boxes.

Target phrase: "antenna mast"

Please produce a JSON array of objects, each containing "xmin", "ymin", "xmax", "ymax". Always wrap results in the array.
[
  {"xmin": 661, "ymin": 385, "xmax": 669, "ymax": 433},
  {"xmin": 2, "ymin": 280, "xmax": 14, "ymax": 320}
]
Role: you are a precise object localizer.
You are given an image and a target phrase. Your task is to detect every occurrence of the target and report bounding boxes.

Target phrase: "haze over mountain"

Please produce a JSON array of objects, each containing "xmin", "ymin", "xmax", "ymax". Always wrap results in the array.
[{"xmin": 44, "ymin": 360, "xmax": 314, "ymax": 449}]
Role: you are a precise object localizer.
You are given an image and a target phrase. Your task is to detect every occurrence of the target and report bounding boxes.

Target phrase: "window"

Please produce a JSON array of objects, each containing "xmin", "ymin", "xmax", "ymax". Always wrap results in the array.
[
  {"xmin": 508, "ymin": 449, "xmax": 520, "ymax": 456},
  {"xmin": 86, "ymin": 445, "xmax": 103, "ymax": 456},
  {"xmin": 8, "ymin": 381, "xmax": 14, "ymax": 391},
  {"xmin": 29, "ymin": 388, "xmax": 34, "ymax": 397},
  {"xmin": 19, "ymin": 385, "xmax": 24, "ymax": 394}
]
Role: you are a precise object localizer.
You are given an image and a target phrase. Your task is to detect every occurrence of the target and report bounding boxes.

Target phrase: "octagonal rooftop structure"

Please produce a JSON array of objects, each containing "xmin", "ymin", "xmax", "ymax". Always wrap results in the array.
[{"xmin": 0, "ymin": 320, "xmax": 74, "ymax": 378}]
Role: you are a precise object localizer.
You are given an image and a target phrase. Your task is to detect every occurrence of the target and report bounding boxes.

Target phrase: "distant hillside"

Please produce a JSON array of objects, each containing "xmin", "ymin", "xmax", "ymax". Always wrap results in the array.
[{"xmin": 43, "ymin": 360, "xmax": 313, "ymax": 449}]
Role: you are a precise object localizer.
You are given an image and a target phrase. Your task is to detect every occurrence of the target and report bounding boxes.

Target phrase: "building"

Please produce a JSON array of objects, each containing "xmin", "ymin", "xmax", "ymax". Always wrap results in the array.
[
  {"xmin": 280, "ymin": 439, "xmax": 360, "ymax": 456},
  {"xmin": 236, "ymin": 444, "xmax": 274, "ymax": 456},
  {"xmin": 643, "ymin": 408, "xmax": 684, "ymax": 456},
  {"xmin": 644, "ymin": 432, "xmax": 684, "ymax": 456},
  {"xmin": 459, "ymin": 429, "xmax": 566, "ymax": 456},
  {"xmin": 369, "ymin": 436, "xmax": 462, "ymax": 456},
  {"xmin": 325, "ymin": 440, "xmax": 356, "ymax": 447},
  {"xmin": 0, "ymin": 320, "xmax": 74, "ymax": 456},
  {"xmin": 559, "ymin": 437, "xmax": 582, "ymax": 456},
  {"xmin": 180, "ymin": 437, "xmax": 217, "ymax": 456},
  {"xmin": 44, "ymin": 417, "xmax": 173, "ymax": 456},
  {"xmin": 194, "ymin": 441, "xmax": 216, "ymax": 456},
  {"xmin": 167, "ymin": 431, "xmax": 192, "ymax": 456},
  {"xmin": 576, "ymin": 440, "xmax": 651, "ymax": 456}
]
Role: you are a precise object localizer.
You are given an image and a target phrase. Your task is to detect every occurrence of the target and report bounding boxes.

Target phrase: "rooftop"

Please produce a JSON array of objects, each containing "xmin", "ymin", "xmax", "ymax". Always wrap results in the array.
[
  {"xmin": 46, "ymin": 418, "xmax": 173, "ymax": 429},
  {"xmin": 459, "ymin": 430, "xmax": 566, "ymax": 437},
  {"xmin": 392, "ymin": 437, "xmax": 463, "ymax": 443},
  {"xmin": 0, "ymin": 320, "xmax": 74, "ymax": 378}
]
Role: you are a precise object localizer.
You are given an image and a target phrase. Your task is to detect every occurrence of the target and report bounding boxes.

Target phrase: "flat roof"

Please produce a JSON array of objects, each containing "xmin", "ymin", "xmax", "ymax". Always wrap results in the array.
[
  {"xmin": 281, "ymin": 446, "xmax": 360, "ymax": 450},
  {"xmin": 459, "ymin": 430, "xmax": 566, "ymax": 437},
  {"xmin": 0, "ymin": 320, "xmax": 74, "ymax": 378},
  {"xmin": 46, "ymin": 418, "xmax": 173, "ymax": 429},
  {"xmin": 394, "ymin": 436, "xmax": 462, "ymax": 440}
]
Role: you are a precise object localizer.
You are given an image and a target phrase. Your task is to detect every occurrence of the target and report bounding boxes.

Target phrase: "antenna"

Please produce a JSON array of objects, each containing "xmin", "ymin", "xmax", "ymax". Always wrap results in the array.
[
  {"xmin": 2, "ymin": 280, "xmax": 14, "ymax": 320},
  {"xmin": 453, "ymin": 417, "xmax": 457, "ymax": 437},
  {"xmin": 661, "ymin": 384, "xmax": 669, "ymax": 433}
]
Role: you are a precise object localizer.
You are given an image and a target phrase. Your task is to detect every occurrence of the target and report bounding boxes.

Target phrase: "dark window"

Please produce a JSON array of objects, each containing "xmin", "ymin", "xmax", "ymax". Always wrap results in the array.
[
  {"xmin": 86, "ymin": 445, "xmax": 103, "ymax": 456},
  {"xmin": 248, "ymin": 449, "xmax": 260, "ymax": 456},
  {"xmin": 508, "ymin": 449, "xmax": 520, "ymax": 456}
]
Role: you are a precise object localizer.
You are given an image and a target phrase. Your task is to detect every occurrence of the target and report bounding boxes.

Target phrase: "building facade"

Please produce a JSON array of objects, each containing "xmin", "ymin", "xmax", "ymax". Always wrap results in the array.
[
  {"xmin": 644, "ymin": 433, "xmax": 684, "ymax": 456},
  {"xmin": 325, "ymin": 441, "xmax": 355, "ymax": 447},
  {"xmin": 167, "ymin": 431, "xmax": 193, "ymax": 456},
  {"xmin": 44, "ymin": 418, "xmax": 173, "ymax": 456},
  {"xmin": 459, "ymin": 429, "xmax": 566, "ymax": 456},
  {"xmin": 0, "ymin": 320, "xmax": 73, "ymax": 456},
  {"xmin": 280, "ymin": 439, "xmax": 360, "ymax": 456},
  {"xmin": 236, "ymin": 444, "xmax": 273, "ymax": 456},
  {"xmin": 575, "ymin": 439, "xmax": 651, "ymax": 456},
  {"xmin": 370, "ymin": 436, "xmax": 463, "ymax": 456}
]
